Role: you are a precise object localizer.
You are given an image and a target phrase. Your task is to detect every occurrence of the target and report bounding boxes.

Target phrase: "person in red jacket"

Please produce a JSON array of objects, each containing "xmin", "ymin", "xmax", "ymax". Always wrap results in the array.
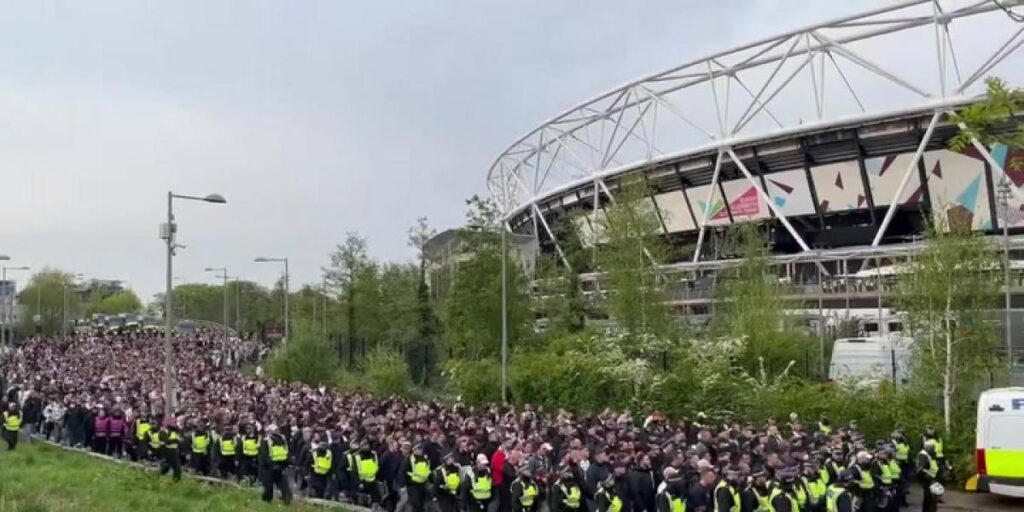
[{"xmin": 493, "ymin": 438, "xmax": 514, "ymax": 512}]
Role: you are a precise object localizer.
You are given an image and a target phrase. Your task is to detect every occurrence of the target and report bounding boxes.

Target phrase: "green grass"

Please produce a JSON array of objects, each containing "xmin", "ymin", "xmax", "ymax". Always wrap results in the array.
[{"xmin": 0, "ymin": 442, "xmax": 329, "ymax": 511}]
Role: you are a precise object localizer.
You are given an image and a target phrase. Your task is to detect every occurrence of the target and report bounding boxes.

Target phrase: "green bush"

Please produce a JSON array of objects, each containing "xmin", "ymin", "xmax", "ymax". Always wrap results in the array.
[
  {"xmin": 267, "ymin": 322, "xmax": 339, "ymax": 386},
  {"xmin": 364, "ymin": 347, "xmax": 412, "ymax": 396},
  {"xmin": 445, "ymin": 358, "xmax": 501, "ymax": 404}
]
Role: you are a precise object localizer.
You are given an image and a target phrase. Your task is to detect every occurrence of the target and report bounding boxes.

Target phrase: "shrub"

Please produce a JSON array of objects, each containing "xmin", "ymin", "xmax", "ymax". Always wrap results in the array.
[
  {"xmin": 266, "ymin": 322, "xmax": 339, "ymax": 386},
  {"xmin": 444, "ymin": 358, "xmax": 501, "ymax": 405},
  {"xmin": 364, "ymin": 347, "xmax": 412, "ymax": 396}
]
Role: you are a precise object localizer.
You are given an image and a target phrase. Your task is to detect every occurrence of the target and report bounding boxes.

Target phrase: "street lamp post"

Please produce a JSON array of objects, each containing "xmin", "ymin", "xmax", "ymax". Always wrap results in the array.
[
  {"xmin": 1, "ymin": 264, "xmax": 30, "ymax": 346},
  {"xmin": 162, "ymin": 191, "xmax": 226, "ymax": 417},
  {"xmin": 205, "ymin": 267, "xmax": 230, "ymax": 337},
  {"xmin": 998, "ymin": 178, "xmax": 1014, "ymax": 369},
  {"xmin": 255, "ymin": 257, "xmax": 289, "ymax": 343},
  {"xmin": 63, "ymin": 273, "xmax": 84, "ymax": 337}
]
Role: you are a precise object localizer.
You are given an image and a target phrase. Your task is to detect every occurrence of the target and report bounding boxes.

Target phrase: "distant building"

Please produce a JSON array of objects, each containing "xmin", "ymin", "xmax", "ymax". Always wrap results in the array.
[{"xmin": 423, "ymin": 227, "xmax": 538, "ymax": 301}]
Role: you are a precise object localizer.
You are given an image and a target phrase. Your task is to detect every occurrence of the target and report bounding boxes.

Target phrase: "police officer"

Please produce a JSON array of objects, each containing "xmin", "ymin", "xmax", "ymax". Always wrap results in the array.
[
  {"xmin": 922, "ymin": 427, "xmax": 944, "ymax": 468},
  {"xmin": 552, "ymin": 468, "xmax": 583, "ymax": 512},
  {"xmin": 654, "ymin": 467, "xmax": 686, "ymax": 512},
  {"xmin": 239, "ymin": 423, "xmax": 261, "ymax": 484},
  {"xmin": 825, "ymin": 470, "xmax": 856, "ymax": 512},
  {"xmin": 801, "ymin": 463, "xmax": 827, "ymax": 512},
  {"xmin": 511, "ymin": 465, "xmax": 541, "ymax": 512},
  {"xmin": 2, "ymin": 402, "xmax": 22, "ymax": 450},
  {"xmin": 259, "ymin": 424, "xmax": 293, "ymax": 504},
  {"xmin": 464, "ymin": 454, "xmax": 493, "ymax": 512},
  {"xmin": 713, "ymin": 466, "xmax": 741, "ymax": 512},
  {"xmin": 595, "ymin": 475, "xmax": 623, "ymax": 512},
  {"xmin": 350, "ymin": 438, "xmax": 382, "ymax": 507},
  {"xmin": 874, "ymin": 446, "xmax": 897, "ymax": 512},
  {"xmin": 158, "ymin": 419, "xmax": 183, "ymax": 482},
  {"xmin": 743, "ymin": 465, "xmax": 772, "ymax": 512},
  {"xmin": 433, "ymin": 452, "xmax": 462, "ymax": 512},
  {"xmin": 309, "ymin": 438, "xmax": 334, "ymax": 499},
  {"xmin": 217, "ymin": 425, "xmax": 240, "ymax": 480},
  {"xmin": 890, "ymin": 430, "xmax": 911, "ymax": 508},
  {"xmin": 768, "ymin": 469, "xmax": 799, "ymax": 512},
  {"xmin": 189, "ymin": 423, "xmax": 212, "ymax": 476},
  {"xmin": 132, "ymin": 413, "xmax": 153, "ymax": 462},
  {"xmin": 850, "ymin": 451, "xmax": 876, "ymax": 512},
  {"xmin": 916, "ymin": 440, "xmax": 941, "ymax": 512},
  {"xmin": 401, "ymin": 442, "xmax": 431, "ymax": 512}
]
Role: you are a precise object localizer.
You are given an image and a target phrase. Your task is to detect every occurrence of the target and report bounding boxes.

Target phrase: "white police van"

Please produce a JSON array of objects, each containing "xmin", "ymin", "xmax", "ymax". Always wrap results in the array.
[{"xmin": 975, "ymin": 387, "xmax": 1024, "ymax": 498}]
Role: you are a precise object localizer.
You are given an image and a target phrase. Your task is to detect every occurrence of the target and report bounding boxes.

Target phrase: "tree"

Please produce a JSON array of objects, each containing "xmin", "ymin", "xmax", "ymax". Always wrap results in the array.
[
  {"xmin": 712, "ymin": 224, "xmax": 814, "ymax": 376},
  {"xmin": 898, "ymin": 216, "xmax": 1001, "ymax": 435},
  {"xmin": 267, "ymin": 321, "xmax": 340, "ymax": 386},
  {"xmin": 533, "ymin": 217, "xmax": 587, "ymax": 337},
  {"xmin": 17, "ymin": 269, "xmax": 82, "ymax": 335},
  {"xmin": 92, "ymin": 291, "xmax": 142, "ymax": 315},
  {"xmin": 443, "ymin": 197, "xmax": 532, "ymax": 360},
  {"xmin": 408, "ymin": 217, "xmax": 439, "ymax": 384},
  {"xmin": 949, "ymin": 77, "xmax": 1024, "ymax": 163},
  {"xmin": 324, "ymin": 233, "xmax": 371, "ymax": 367},
  {"xmin": 594, "ymin": 176, "xmax": 670, "ymax": 337}
]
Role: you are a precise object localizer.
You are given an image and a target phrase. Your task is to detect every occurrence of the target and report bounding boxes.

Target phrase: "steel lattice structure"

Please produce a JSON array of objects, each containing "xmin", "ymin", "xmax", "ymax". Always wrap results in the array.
[{"xmin": 486, "ymin": 0, "xmax": 1024, "ymax": 268}]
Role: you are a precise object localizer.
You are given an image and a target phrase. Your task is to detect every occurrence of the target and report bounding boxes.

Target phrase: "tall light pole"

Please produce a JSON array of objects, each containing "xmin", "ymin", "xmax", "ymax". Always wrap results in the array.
[
  {"xmin": 63, "ymin": 273, "xmax": 84, "ymax": 337},
  {"xmin": 204, "ymin": 267, "xmax": 230, "ymax": 337},
  {"xmin": 467, "ymin": 224, "xmax": 509, "ymax": 404},
  {"xmin": 1, "ymin": 264, "xmax": 30, "ymax": 346},
  {"xmin": 162, "ymin": 191, "xmax": 226, "ymax": 417},
  {"xmin": 255, "ymin": 257, "xmax": 289, "ymax": 343}
]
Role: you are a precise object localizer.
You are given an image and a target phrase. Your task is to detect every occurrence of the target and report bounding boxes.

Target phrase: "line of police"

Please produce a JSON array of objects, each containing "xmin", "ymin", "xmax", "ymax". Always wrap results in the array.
[{"xmin": 1, "ymin": 402, "xmax": 948, "ymax": 512}]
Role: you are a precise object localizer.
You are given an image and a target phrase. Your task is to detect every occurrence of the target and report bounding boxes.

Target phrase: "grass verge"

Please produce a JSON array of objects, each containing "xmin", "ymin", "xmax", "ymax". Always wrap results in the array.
[{"xmin": 0, "ymin": 442, "xmax": 326, "ymax": 511}]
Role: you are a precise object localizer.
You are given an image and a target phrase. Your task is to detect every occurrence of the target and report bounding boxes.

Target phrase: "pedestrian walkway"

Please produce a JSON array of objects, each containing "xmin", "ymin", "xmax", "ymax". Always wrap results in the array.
[{"xmin": 907, "ymin": 487, "xmax": 1020, "ymax": 511}]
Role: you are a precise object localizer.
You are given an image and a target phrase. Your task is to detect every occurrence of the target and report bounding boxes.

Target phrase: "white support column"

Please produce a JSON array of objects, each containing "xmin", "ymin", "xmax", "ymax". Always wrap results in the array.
[
  {"xmin": 871, "ymin": 111, "xmax": 941, "ymax": 246},
  {"xmin": 693, "ymin": 149, "xmax": 725, "ymax": 263},
  {"xmin": 726, "ymin": 147, "xmax": 813, "ymax": 253}
]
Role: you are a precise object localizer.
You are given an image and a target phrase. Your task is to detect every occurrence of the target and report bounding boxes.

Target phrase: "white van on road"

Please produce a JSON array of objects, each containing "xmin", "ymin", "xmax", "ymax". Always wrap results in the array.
[
  {"xmin": 828, "ymin": 336, "xmax": 913, "ymax": 385},
  {"xmin": 975, "ymin": 387, "xmax": 1024, "ymax": 498}
]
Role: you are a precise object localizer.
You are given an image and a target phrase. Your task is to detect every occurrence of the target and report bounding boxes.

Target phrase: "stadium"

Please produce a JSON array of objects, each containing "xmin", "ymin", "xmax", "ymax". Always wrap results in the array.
[{"xmin": 485, "ymin": 0, "xmax": 1024, "ymax": 345}]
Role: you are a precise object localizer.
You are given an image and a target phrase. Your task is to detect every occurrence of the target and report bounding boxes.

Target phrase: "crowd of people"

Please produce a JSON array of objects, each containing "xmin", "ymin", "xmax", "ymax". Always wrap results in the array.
[{"xmin": 0, "ymin": 332, "xmax": 949, "ymax": 512}]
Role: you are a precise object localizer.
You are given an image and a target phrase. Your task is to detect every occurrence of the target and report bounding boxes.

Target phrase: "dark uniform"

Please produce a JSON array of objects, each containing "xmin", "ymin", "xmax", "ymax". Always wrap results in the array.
[
  {"xmin": 217, "ymin": 431, "xmax": 240, "ymax": 480},
  {"xmin": 463, "ymin": 465, "xmax": 494, "ymax": 512},
  {"xmin": 309, "ymin": 445, "xmax": 334, "ymax": 499},
  {"xmin": 258, "ymin": 432, "xmax": 294, "ymax": 504},
  {"xmin": 2, "ymin": 407, "xmax": 22, "ymax": 450},
  {"xmin": 432, "ymin": 456, "xmax": 463, "ymax": 512},
  {"xmin": 400, "ymin": 450, "xmax": 432, "ymax": 512},
  {"xmin": 551, "ymin": 475, "xmax": 583, "ymax": 512},
  {"xmin": 510, "ymin": 474, "xmax": 541, "ymax": 512},
  {"xmin": 240, "ymin": 431, "xmax": 261, "ymax": 483},
  {"xmin": 132, "ymin": 417, "xmax": 153, "ymax": 461},
  {"xmin": 158, "ymin": 426, "xmax": 183, "ymax": 481},
  {"xmin": 189, "ymin": 428, "xmax": 212, "ymax": 475}
]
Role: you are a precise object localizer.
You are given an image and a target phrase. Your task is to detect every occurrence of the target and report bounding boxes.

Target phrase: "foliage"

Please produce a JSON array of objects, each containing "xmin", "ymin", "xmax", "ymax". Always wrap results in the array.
[
  {"xmin": 949, "ymin": 77, "xmax": 1024, "ymax": 164},
  {"xmin": 442, "ymin": 228, "xmax": 532, "ymax": 360},
  {"xmin": 16, "ymin": 269, "xmax": 82, "ymax": 336},
  {"xmin": 595, "ymin": 177, "xmax": 671, "ymax": 337},
  {"xmin": 0, "ymin": 443, "xmax": 323, "ymax": 511},
  {"xmin": 533, "ymin": 217, "xmax": 587, "ymax": 337},
  {"xmin": 712, "ymin": 224, "xmax": 819, "ymax": 377},
  {"xmin": 898, "ymin": 217, "xmax": 1003, "ymax": 435},
  {"xmin": 510, "ymin": 328, "xmax": 670, "ymax": 413},
  {"xmin": 266, "ymin": 321, "xmax": 340, "ymax": 386},
  {"xmin": 364, "ymin": 347, "xmax": 412, "ymax": 396},
  {"xmin": 90, "ymin": 290, "xmax": 143, "ymax": 315},
  {"xmin": 444, "ymin": 358, "xmax": 502, "ymax": 405}
]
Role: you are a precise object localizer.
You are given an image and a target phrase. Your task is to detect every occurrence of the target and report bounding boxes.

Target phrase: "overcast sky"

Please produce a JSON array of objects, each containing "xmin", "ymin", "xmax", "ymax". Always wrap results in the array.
[{"xmin": 0, "ymin": 0, "xmax": 1012, "ymax": 299}]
